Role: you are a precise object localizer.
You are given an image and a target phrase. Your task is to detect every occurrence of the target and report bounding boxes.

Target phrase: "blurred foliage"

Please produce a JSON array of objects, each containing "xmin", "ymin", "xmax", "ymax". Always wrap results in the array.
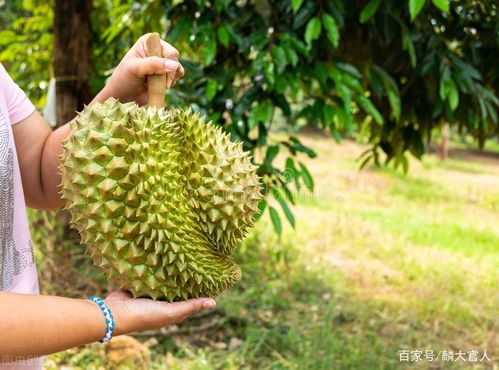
[
  {"xmin": 29, "ymin": 209, "xmax": 115, "ymax": 297},
  {"xmin": 0, "ymin": 0, "xmax": 498, "ymax": 233},
  {"xmin": 0, "ymin": 0, "xmax": 53, "ymax": 106}
]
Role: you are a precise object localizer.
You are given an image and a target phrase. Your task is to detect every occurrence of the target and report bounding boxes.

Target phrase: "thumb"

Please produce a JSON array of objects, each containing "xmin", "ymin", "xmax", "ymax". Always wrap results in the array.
[
  {"xmin": 167, "ymin": 298, "xmax": 217, "ymax": 320},
  {"xmin": 129, "ymin": 56, "xmax": 179, "ymax": 77}
]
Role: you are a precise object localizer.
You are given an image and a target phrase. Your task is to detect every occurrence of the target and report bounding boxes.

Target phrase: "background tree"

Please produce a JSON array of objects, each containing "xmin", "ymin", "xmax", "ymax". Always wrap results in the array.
[
  {"xmin": 0, "ymin": 0, "xmax": 497, "ymax": 233},
  {"xmin": 54, "ymin": 0, "xmax": 92, "ymax": 126}
]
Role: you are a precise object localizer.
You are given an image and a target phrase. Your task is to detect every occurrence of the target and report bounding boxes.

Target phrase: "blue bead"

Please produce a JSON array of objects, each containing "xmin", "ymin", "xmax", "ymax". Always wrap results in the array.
[{"xmin": 89, "ymin": 295, "xmax": 114, "ymax": 343}]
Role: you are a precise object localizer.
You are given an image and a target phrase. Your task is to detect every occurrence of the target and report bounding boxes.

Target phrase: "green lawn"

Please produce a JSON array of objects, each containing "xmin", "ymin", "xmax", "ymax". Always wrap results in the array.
[{"xmin": 44, "ymin": 136, "xmax": 498, "ymax": 369}]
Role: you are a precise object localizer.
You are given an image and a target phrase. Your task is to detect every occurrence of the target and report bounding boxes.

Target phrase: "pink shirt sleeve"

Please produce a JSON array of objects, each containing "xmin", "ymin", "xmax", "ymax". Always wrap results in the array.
[{"xmin": 0, "ymin": 63, "xmax": 36, "ymax": 125}]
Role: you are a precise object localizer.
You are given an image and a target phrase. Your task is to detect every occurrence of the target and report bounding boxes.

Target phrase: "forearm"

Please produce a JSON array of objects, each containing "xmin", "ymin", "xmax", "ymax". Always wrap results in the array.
[
  {"xmin": 0, "ymin": 290, "xmax": 215, "ymax": 359},
  {"xmin": 38, "ymin": 123, "xmax": 70, "ymax": 209},
  {"xmin": 0, "ymin": 292, "xmax": 107, "ymax": 358}
]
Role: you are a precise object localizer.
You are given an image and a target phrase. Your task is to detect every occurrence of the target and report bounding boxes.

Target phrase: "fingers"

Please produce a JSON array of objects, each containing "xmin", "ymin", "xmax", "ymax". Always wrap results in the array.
[
  {"xmin": 160, "ymin": 40, "xmax": 182, "ymax": 88},
  {"xmin": 160, "ymin": 40, "xmax": 180, "ymax": 60},
  {"xmin": 166, "ymin": 298, "xmax": 216, "ymax": 322},
  {"xmin": 138, "ymin": 34, "xmax": 179, "ymax": 59},
  {"xmin": 134, "ymin": 34, "xmax": 184, "ymax": 88},
  {"xmin": 166, "ymin": 62, "xmax": 184, "ymax": 89},
  {"xmin": 172, "ymin": 64, "xmax": 185, "ymax": 87},
  {"xmin": 130, "ymin": 56, "xmax": 181, "ymax": 77}
]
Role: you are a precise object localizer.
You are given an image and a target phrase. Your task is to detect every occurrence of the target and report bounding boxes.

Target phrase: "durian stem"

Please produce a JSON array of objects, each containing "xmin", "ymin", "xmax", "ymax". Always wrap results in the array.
[{"xmin": 146, "ymin": 32, "xmax": 167, "ymax": 108}]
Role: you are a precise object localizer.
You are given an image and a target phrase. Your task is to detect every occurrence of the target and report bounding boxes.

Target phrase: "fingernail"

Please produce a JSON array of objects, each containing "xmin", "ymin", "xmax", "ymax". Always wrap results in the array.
[
  {"xmin": 203, "ymin": 299, "xmax": 216, "ymax": 309},
  {"xmin": 164, "ymin": 59, "xmax": 178, "ymax": 70},
  {"xmin": 166, "ymin": 75, "xmax": 174, "ymax": 89}
]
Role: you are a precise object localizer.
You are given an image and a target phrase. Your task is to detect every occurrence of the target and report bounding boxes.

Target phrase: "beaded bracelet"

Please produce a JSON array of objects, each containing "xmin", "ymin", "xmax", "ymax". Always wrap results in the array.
[{"xmin": 89, "ymin": 296, "xmax": 115, "ymax": 343}]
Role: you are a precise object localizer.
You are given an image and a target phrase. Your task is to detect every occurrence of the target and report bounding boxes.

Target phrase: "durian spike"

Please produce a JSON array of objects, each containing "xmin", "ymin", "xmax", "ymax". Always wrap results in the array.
[{"xmin": 146, "ymin": 32, "xmax": 167, "ymax": 108}]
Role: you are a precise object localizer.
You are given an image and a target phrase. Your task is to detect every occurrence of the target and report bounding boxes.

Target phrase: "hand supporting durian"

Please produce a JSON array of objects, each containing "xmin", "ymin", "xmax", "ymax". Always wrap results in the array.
[
  {"xmin": 0, "ymin": 290, "xmax": 216, "ymax": 358},
  {"xmin": 13, "ymin": 33, "xmax": 183, "ymax": 210}
]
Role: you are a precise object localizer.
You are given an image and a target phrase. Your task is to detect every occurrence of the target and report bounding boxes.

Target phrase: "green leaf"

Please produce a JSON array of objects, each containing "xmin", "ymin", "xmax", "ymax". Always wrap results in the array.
[
  {"xmin": 401, "ymin": 154, "xmax": 409, "ymax": 173},
  {"xmin": 293, "ymin": 1, "xmax": 317, "ymax": 29},
  {"xmin": 249, "ymin": 99, "xmax": 274, "ymax": 129},
  {"xmin": 260, "ymin": 100, "xmax": 273, "ymax": 123},
  {"xmin": 359, "ymin": 0, "xmax": 382, "ymax": 24},
  {"xmin": 431, "ymin": 0, "xmax": 449, "ymax": 12},
  {"xmin": 254, "ymin": 199, "xmax": 267, "ymax": 221},
  {"xmin": 321, "ymin": 13, "xmax": 339, "ymax": 48},
  {"xmin": 225, "ymin": 23, "xmax": 243, "ymax": 46},
  {"xmin": 373, "ymin": 66, "xmax": 401, "ymax": 121},
  {"xmin": 314, "ymin": 62, "xmax": 329, "ymax": 85},
  {"xmin": 281, "ymin": 183, "xmax": 296, "ymax": 204},
  {"xmin": 305, "ymin": 17, "xmax": 322, "ymax": 46},
  {"xmin": 248, "ymin": 110, "xmax": 258, "ymax": 130},
  {"xmin": 0, "ymin": 30, "xmax": 17, "ymax": 46},
  {"xmin": 477, "ymin": 95, "xmax": 487, "ymax": 120},
  {"xmin": 338, "ymin": 83, "xmax": 352, "ymax": 110},
  {"xmin": 292, "ymin": 0, "xmax": 304, "ymax": 13},
  {"xmin": 359, "ymin": 149, "xmax": 374, "ymax": 169},
  {"xmin": 335, "ymin": 107, "xmax": 351, "ymax": 133},
  {"xmin": 290, "ymin": 137, "xmax": 317, "ymax": 158},
  {"xmin": 284, "ymin": 47, "xmax": 298, "ymax": 67},
  {"xmin": 272, "ymin": 46, "xmax": 287, "ymax": 74},
  {"xmin": 342, "ymin": 74, "xmax": 364, "ymax": 92},
  {"xmin": 298, "ymin": 162, "xmax": 314, "ymax": 191},
  {"xmin": 285, "ymin": 157, "xmax": 300, "ymax": 189},
  {"xmin": 203, "ymin": 37, "xmax": 217, "ymax": 65},
  {"xmin": 402, "ymin": 31, "xmax": 417, "ymax": 67},
  {"xmin": 409, "ymin": 0, "xmax": 426, "ymax": 20},
  {"xmin": 216, "ymin": 26, "xmax": 230, "ymax": 47},
  {"xmin": 289, "ymin": 36, "xmax": 309, "ymax": 55},
  {"xmin": 447, "ymin": 79, "xmax": 459, "ymax": 111},
  {"xmin": 439, "ymin": 66, "xmax": 450, "ymax": 100},
  {"xmin": 369, "ymin": 68, "xmax": 384, "ymax": 95},
  {"xmin": 334, "ymin": 62, "xmax": 362, "ymax": 79},
  {"xmin": 330, "ymin": 125, "xmax": 342, "ymax": 142},
  {"xmin": 288, "ymin": 75, "xmax": 300, "ymax": 96},
  {"xmin": 271, "ymin": 188, "xmax": 295, "ymax": 228},
  {"xmin": 387, "ymin": 89, "xmax": 401, "ymax": 121},
  {"xmin": 323, "ymin": 104, "xmax": 335, "ymax": 126},
  {"xmin": 205, "ymin": 80, "xmax": 218, "ymax": 101},
  {"xmin": 269, "ymin": 206, "xmax": 282, "ymax": 236},
  {"xmin": 265, "ymin": 145, "xmax": 280, "ymax": 165},
  {"xmin": 484, "ymin": 99, "xmax": 498, "ymax": 123},
  {"xmin": 356, "ymin": 95, "xmax": 384, "ymax": 125},
  {"xmin": 263, "ymin": 61, "xmax": 275, "ymax": 85},
  {"xmin": 279, "ymin": 198, "xmax": 295, "ymax": 228},
  {"xmin": 275, "ymin": 75, "xmax": 287, "ymax": 94}
]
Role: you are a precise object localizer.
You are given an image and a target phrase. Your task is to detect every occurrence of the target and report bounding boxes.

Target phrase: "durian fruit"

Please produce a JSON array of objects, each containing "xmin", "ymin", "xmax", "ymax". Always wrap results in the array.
[
  {"xmin": 60, "ymin": 98, "xmax": 262, "ymax": 301},
  {"xmin": 59, "ymin": 34, "xmax": 262, "ymax": 301}
]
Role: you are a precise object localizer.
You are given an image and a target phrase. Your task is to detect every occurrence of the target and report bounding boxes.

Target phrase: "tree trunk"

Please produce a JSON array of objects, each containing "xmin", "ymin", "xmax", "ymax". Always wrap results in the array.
[
  {"xmin": 54, "ymin": 0, "xmax": 92, "ymax": 128},
  {"xmin": 439, "ymin": 123, "xmax": 449, "ymax": 160}
]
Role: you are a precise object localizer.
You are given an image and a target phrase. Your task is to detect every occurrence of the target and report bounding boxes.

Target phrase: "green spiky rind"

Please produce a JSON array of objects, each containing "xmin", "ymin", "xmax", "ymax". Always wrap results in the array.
[
  {"xmin": 172, "ymin": 108, "xmax": 262, "ymax": 255},
  {"xmin": 60, "ymin": 98, "xmax": 260, "ymax": 301}
]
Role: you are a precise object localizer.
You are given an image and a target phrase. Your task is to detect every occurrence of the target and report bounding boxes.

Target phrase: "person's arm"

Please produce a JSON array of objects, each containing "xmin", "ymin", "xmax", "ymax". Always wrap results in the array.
[
  {"xmin": 0, "ymin": 291, "xmax": 215, "ymax": 359},
  {"xmin": 13, "ymin": 33, "xmax": 184, "ymax": 210}
]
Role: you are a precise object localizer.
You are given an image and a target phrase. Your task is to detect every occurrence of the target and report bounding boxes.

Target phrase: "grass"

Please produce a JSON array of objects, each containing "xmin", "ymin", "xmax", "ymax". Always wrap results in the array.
[{"xmin": 42, "ymin": 136, "xmax": 498, "ymax": 369}]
